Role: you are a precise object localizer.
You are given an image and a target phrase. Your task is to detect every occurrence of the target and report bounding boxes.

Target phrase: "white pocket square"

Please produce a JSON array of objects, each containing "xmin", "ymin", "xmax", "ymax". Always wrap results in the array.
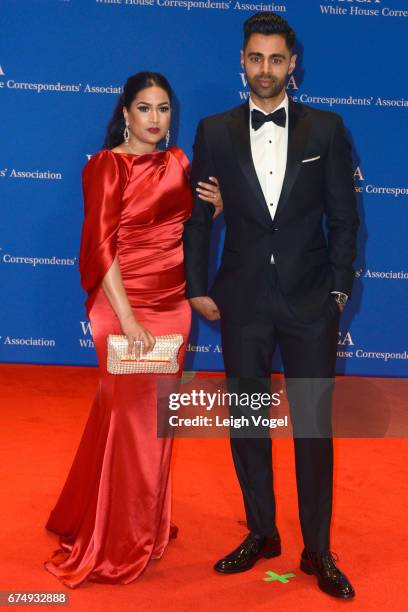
[{"xmin": 302, "ymin": 155, "xmax": 321, "ymax": 163}]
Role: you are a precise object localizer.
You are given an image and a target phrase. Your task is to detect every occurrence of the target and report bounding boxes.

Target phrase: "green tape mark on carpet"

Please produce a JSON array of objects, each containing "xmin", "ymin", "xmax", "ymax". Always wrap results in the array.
[{"xmin": 263, "ymin": 571, "xmax": 296, "ymax": 584}]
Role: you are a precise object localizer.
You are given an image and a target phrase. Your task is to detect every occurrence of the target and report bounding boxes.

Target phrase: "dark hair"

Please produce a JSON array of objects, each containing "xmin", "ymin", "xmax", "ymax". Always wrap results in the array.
[
  {"xmin": 243, "ymin": 12, "xmax": 295, "ymax": 52},
  {"xmin": 103, "ymin": 72, "xmax": 173, "ymax": 149}
]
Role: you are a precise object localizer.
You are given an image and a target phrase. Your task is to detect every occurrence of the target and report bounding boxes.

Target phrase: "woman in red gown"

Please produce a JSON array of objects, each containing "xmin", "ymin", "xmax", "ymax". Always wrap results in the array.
[{"xmin": 44, "ymin": 73, "xmax": 221, "ymax": 588}]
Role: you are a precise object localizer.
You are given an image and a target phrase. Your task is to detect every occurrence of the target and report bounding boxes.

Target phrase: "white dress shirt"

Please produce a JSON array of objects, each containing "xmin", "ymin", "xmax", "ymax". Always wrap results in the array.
[
  {"xmin": 249, "ymin": 94, "xmax": 289, "ymax": 221},
  {"xmin": 249, "ymin": 94, "xmax": 289, "ymax": 262}
]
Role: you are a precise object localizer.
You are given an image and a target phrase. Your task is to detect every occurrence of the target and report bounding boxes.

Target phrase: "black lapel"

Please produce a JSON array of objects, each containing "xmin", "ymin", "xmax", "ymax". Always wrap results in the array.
[
  {"xmin": 227, "ymin": 103, "xmax": 273, "ymax": 226},
  {"xmin": 275, "ymin": 100, "xmax": 311, "ymax": 220}
]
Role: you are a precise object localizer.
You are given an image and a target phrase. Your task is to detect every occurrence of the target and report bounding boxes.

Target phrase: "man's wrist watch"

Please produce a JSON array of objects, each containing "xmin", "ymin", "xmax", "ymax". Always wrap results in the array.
[{"xmin": 332, "ymin": 291, "xmax": 348, "ymax": 307}]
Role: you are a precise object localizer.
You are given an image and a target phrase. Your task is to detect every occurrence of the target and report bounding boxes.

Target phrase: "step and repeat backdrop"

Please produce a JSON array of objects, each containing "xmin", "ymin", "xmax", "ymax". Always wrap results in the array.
[{"xmin": 0, "ymin": 0, "xmax": 407, "ymax": 375}]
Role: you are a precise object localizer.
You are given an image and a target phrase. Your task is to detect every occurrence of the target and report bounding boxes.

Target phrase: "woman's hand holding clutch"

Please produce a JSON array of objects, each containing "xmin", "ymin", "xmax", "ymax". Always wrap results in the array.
[{"xmin": 120, "ymin": 313, "xmax": 156, "ymax": 356}]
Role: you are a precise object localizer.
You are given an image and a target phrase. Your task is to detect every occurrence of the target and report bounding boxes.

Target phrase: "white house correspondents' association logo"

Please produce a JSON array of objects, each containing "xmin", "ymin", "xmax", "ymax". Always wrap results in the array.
[
  {"xmin": 0, "ymin": 64, "xmax": 122, "ymax": 96},
  {"xmin": 0, "ymin": 167, "xmax": 63, "ymax": 180},
  {"xmin": 77, "ymin": 323, "xmax": 225, "ymax": 353},
  {"xmin": 79, "ymin": 321, "xmax": 95, "ymax": 349},
  {"xmin": 337, "ymin": 330, "xmax": 408, "ymax": 362},
  {"xmin": 0, "ymin": 335, "xmax": 56, "ymax": 348},
  {"xmin": 353, "ymin": 166, "xmax": 408, "ymax": 199},
  {"xmin": 320, "ymin": 0, "xmax": 408, "ymax": 18},
  {"xmin": 238, "ymin": 72, "xmax": 408, "ymax": 109},
  {"xmin": 0, "ymin": 248, "xmax": 76, "ymax": 267},
  {"xmin": 93, "ymin": 0, "xmax": 287, "ymax": 14},
  {"xmin": 355, "ymin": 268, "xmax": 408, "ymax": 280}
]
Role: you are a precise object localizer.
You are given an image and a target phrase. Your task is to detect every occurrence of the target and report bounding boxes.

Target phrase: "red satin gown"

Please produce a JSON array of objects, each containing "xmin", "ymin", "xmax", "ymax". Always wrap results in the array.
[{"xmin": 44, "ymin": 147, "xmax": 193, "ymax": 588}]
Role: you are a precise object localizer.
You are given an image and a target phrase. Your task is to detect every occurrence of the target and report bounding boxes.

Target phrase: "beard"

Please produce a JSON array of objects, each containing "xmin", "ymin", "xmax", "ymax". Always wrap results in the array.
[{"xmin": 247, "ymin": 73, "xmax": 286, "ymax": 100}]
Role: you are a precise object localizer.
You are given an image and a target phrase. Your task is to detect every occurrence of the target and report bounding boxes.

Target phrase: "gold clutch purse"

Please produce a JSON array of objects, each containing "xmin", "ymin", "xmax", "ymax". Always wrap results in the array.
[{"xmin": 107, "ymin": 333, "xmax": 183, "ymax": 375}]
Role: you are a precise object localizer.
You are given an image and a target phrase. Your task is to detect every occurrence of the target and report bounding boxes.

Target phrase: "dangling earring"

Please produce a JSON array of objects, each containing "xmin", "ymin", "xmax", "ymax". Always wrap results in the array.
[
  {"xmin": 165, "ymin": 130, "xmax": 170, "ymax": 149},
  {"xmin": 123, "ymin": 120, "xmax": 130, "ymax": 144}
]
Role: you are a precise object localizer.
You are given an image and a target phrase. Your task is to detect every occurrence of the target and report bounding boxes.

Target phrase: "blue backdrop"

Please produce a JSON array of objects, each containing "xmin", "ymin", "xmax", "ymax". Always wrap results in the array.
[{"xmin": 1, "ymin": 0, "xmax": 407, "ymax": 376}]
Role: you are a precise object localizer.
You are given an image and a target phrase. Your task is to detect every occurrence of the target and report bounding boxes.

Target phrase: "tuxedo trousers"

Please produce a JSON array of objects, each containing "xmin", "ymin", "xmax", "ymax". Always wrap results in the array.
[{"xmin": 220, "ymin": 266, "xmax": 340, "ymax": 553}]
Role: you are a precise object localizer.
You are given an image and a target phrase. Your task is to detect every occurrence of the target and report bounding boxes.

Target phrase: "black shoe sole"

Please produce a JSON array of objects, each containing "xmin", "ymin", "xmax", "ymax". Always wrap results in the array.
[
  {"xmin": 300, "ymin": 560, "xmax": 355, "ymax": 599},
  {"xmin": 214, "ymin": 547, "xmax": 281, "ymax": 574}
]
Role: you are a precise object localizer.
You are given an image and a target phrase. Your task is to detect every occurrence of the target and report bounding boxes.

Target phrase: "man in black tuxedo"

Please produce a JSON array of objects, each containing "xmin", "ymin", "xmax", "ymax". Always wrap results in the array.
[{"xmin": 183, "ymin": 12, "xmax": 358, "ymax": 599}]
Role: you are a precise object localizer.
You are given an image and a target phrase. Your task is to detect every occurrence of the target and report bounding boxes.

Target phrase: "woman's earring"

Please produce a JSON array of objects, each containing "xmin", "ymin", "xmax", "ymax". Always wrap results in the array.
[
  {"xmin": 165, "ymin": 130, "xmax": 170, "ymax": 149},
  {"xmin": 123, "ymin": 120, "xmax": 130, "ymax": 144}
]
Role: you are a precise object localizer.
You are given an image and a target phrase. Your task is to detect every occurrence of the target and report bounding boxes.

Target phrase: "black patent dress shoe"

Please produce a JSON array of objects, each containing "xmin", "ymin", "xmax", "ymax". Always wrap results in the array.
[
  {"xmin": 214, "ymin": 531, "xmax": 281, "ymax": 574},
  {"xmin": 300, "ymin": 549, "xmax": 355, "ymax": 599}
]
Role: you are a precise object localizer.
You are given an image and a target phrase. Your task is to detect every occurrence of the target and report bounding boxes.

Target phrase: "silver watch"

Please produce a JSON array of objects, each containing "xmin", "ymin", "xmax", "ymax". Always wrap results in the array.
[{"xmin": 333, "ymin": 293, "xmax": 348, "ymax": 307}]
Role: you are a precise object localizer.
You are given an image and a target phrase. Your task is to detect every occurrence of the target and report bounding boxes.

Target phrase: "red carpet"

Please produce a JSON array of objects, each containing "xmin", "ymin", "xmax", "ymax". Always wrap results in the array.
[{"xmin": 0, "ymin": 364, "xmax": 407, "ymax": 611}]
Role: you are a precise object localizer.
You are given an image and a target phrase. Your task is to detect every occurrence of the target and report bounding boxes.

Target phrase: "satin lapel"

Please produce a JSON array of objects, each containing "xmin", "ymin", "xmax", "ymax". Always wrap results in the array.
[
  {"xmin": 227, "ymin": 104, "xmax": 273, "ymax": 226},
  {"xmin": 275, "ymin": 101, "xmax": 311, "ymax": 220}
]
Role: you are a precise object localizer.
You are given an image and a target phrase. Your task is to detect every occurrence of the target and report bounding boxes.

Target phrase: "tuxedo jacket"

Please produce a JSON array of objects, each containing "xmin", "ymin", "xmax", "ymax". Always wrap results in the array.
[{"xmin": 183, "ymin": 100, "xmax": 359, "ymax": 323}]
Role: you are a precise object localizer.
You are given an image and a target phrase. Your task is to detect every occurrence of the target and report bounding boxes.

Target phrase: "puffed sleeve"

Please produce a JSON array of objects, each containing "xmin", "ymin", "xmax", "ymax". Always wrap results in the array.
[
  {"xmin": 170, "ymin": 146, "xmax": 191, "ymax": 177},
  {"xmin": 79, "ymin": 150, "xmax": 125, "ymax": 316}
]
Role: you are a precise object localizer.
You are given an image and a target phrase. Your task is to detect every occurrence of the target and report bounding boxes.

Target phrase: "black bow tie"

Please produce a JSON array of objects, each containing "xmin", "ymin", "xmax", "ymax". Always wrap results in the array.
[{"xmin": 251, "ymin": 107, "xmax": 287, "ymax": 131}]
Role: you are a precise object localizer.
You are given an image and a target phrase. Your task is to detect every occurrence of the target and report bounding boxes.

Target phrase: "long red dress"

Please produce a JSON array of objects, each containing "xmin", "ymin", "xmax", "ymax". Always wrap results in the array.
[{"xmin": 44, "ymin": 148, "xmax": 193, "ymax": 588}]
